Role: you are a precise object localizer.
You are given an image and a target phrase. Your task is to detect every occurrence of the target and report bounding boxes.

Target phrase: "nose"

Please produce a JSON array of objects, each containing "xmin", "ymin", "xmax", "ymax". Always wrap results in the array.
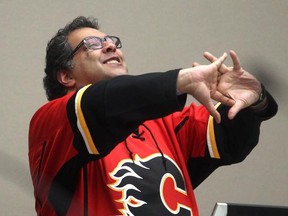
[{"xmin": 102, "ymin": 42, "xmax": 117, "ymax": 53}]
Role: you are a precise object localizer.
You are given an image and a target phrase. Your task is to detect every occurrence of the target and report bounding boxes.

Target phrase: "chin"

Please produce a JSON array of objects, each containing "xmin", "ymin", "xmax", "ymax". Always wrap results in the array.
[{"xmin": 111, "ymin": 68, "xmax": 128, "ymax": 77}]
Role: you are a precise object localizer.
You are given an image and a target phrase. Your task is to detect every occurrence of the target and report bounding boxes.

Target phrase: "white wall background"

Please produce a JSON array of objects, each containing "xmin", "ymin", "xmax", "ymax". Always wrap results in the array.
[{"xmin": 0, "ymin": 1, "xmax": 287, "ymax": 215}]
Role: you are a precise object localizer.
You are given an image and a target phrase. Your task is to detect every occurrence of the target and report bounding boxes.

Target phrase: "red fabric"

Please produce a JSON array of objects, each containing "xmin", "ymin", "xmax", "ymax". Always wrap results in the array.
[{"xmin": 29, "ymin": 92, "xmax": 209, "ymax": 216}]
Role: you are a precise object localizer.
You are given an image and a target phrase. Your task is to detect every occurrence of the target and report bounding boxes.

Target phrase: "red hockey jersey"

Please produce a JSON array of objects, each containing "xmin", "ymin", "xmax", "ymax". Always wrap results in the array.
[{"xmin": 29, "ymin": 70, "xmax": 278, "ymax": 216}]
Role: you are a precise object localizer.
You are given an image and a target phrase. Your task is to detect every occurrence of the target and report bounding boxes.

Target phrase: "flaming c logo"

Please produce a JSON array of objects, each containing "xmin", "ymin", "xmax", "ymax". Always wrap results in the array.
[{"xmin": 109, "ymin": 153, "xmax": 192, "ymax": 216}]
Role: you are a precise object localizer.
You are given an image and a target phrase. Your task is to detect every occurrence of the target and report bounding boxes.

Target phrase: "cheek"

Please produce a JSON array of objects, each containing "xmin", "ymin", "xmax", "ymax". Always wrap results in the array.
[{"xmin": 76, "ymin": 57, "xmax": 103, "ymax": 73}]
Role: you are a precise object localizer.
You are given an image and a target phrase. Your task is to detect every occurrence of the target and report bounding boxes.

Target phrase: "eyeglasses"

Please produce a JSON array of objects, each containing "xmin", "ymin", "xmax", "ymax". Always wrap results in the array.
[{"xmin": 70, "ymin": 35, "xmax": 122, "ymax": 57}]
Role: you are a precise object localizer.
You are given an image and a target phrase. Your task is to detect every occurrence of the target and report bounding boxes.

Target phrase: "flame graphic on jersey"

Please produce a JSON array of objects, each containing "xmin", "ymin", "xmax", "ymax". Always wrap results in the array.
[
  {"xmin": 109, "ymin": 154, "xmax": 149, "ymax": 215},
  {"xmin": 109, "ymin": 153, "xmax": 193, "ymax": 216}
]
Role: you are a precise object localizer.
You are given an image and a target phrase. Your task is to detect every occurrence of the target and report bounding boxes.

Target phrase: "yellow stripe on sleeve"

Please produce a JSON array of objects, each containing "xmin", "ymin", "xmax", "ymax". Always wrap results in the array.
[
  {"xmin": 75, "ymin": 84, "xmax": 99, "ymax": 155},
  {"xmin": 206, "ymin": 103, "xmax": 221, "ymax": 159}
]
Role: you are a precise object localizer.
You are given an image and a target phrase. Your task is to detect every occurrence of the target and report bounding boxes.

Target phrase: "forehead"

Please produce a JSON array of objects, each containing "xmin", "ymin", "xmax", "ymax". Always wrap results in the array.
[{"xmin": 68, "ymin": 27, "xmax": 107, "ymax": 48}]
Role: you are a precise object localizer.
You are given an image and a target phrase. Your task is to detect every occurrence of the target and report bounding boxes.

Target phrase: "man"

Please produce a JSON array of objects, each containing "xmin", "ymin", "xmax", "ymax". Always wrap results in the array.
[{"xmin": 28, "ymin": 16, "xmax": 278, "ymax": 216}]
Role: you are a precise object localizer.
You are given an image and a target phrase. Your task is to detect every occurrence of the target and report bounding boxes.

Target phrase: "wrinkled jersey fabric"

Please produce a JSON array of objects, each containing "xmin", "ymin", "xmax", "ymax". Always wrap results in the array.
[{"xmin": 29, "ymin": 70, "xmax": 278, "ymax": 216}]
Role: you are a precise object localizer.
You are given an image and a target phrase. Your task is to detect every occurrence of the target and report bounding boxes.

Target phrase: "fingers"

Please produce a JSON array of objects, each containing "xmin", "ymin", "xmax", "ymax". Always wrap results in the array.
[
  {"xmin": 227, "ymin": 100, "xmax": 245, "ymax": 120},
  {"xmin": 204, "ymin": 101, "xmax": 221, "ymax": 124},
  {"xmin": 213, "ymin": 52, "xmax": 227, "ymax": 68},
  {"xmin": 192, "ymin": 52, "xmax": 227, "ymax": 68},
  {"xmin": 212, "ymin": 91, "xmax": 235, "ymax": 107},
  {"xmin": 193, "ymin": 52, "xmax": 226, "ymax": 69},
  {"xmin": 203, "ymin": 52, "xmax": 216, "ymax": 62},
  {"xmin": 192, "ymin": 62, "xmax": 200, "ymax": 67},
  {"xmin": 204, "ymin": 52, "xmax": 229, "ymax": 73},
  {"xmin": 212, "ymin": 110, "xmax": 221, "ymax": 124},
  {"xmin": 229, "ymin": 50, "xmax": 241, "ymax": 71}
]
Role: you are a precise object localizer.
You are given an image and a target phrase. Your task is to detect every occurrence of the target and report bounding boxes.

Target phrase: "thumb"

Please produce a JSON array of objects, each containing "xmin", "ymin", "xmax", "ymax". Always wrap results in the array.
[
  {"xmin": 212, "ymin": 52, "xmax": 227, "ymax": 68},
  {"xmin": 204, "ymin": 100, "xmax": 221, "ymax": 123},
  {"xmin": 227, "ymin": 101, "xmax": 244, "ymax": 119}
]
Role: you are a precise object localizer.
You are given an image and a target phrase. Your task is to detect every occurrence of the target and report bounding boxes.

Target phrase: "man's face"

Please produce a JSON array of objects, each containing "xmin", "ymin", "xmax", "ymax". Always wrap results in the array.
[{"xmin": 67, "ymin": 27, "xmax": 128, "ymax": 88}]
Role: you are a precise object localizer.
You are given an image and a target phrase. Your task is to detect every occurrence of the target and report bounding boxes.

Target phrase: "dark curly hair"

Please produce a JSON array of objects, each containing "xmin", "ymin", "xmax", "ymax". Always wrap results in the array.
[{"xmin": 43, "ymin": 16, "xmax": 99, "ymax": 101}]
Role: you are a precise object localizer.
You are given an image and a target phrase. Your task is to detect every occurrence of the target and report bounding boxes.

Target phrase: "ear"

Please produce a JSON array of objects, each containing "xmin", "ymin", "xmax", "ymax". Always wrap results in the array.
[{"xmin": 57, "ymin": 70, "xmax": 76, "ymax": 88}]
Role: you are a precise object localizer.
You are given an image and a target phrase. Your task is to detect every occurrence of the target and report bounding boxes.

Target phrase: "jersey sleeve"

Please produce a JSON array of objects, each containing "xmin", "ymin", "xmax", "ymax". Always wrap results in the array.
[
  {"xmin": 66, "ymin": 70, "xmax": 187, "ymax": 158},
  {"xmin": 172, "ymin": 88, "xmax": 278, "ymax": 188},
  {"xmin": 208, "ymin": 89, "xmax": 278, "ymax": 163},
  {"xmin": 188, "ymin": 89, "xmax": 278, "ymax": 188}
]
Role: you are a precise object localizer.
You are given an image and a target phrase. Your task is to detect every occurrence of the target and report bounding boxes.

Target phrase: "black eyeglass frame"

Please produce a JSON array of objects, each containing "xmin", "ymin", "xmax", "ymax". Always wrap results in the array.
[{"xmin": 70, "ymin": 35, "xmax": 122, "ymax": 58}]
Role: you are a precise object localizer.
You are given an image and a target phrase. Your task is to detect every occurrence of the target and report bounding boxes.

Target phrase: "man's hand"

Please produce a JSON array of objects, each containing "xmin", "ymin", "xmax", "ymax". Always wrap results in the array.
[
  {"xmin": 177, "ymin": 52, "xmax": 234, "ymax": 123},
  {"xmin": 204, "ymin": 50, "xmax": 262, "ymax": 120}
]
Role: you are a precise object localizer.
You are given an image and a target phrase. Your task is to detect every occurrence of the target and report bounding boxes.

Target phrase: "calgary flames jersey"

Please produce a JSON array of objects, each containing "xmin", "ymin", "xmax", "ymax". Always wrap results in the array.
[{"xmin": 29, "ymin": 70, "xmax": 278, "ymax": 216}]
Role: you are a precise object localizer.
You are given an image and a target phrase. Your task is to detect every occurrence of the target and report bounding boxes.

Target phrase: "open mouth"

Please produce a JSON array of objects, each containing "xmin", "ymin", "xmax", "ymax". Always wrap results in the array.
[{"xmin": 103, "ymin": 56, "xmax": 121, "ymax": 64}]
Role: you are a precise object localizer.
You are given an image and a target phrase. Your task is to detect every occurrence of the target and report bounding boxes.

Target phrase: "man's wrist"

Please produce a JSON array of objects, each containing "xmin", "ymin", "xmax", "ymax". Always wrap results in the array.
[{"xmin": 250, "ymin": 83, "xmax": 268, "ymax": 111}]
